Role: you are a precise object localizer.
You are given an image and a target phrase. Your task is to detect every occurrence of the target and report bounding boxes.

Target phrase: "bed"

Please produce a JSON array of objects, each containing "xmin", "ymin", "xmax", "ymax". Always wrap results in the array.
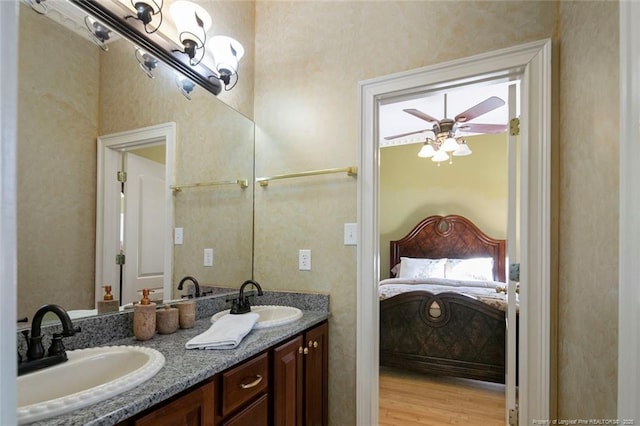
[{"xmin": 379, "ymin": 214, "xmax": 516, "ymax": 384}]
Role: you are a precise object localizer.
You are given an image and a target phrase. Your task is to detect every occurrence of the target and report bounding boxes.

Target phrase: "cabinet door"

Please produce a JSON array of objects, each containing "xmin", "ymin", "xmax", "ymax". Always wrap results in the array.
[
  {"xmin": 304, "ymin": 322, "xmax": 328, "ymax": 426},
  {"xmin": 273, "ymin": 335, "xmax": 303, "ymax": 426},
  {"xmin": 133, "ymin": 380, "xmax": 214, "ymax": 426}
]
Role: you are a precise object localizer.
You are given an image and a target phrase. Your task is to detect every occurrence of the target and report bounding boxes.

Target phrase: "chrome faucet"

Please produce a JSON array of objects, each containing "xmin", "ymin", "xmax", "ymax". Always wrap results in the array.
[
  {"xmin": 19, "ymin": 304, "xmax": 80, "ymax": 375},
  {"xmin": 230, "ymin": 280, "xmax": 264, "ymax": 315},
  {"xmin": 177, "ymin": 276, "xmax": 201, "ymax": 298}
]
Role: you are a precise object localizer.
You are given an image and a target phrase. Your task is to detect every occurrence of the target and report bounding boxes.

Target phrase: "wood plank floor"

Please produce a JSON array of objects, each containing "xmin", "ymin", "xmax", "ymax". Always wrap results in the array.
[{"xmin": 379, "ymin": 366, "xmax": 506, "ymax": 425}]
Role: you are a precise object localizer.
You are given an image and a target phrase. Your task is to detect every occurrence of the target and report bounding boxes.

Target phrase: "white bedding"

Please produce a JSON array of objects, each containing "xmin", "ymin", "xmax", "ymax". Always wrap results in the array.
[{"xmin": 378, "ymin": 277, "xmax": 517, "ymax": 311}]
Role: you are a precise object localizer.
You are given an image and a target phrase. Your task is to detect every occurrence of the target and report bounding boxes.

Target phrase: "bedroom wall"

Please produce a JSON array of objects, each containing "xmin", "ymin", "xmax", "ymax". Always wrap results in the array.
[
  {"xmin": 379, "ymin": 133, "xmax": 508, "ymax": 279},
  {"xmin": 253, "ymin": 2, "xmax": 557, "ymax": 424},
  {"xmin": 557, "ymin": 0, "xmax": 619, "ymax": 419}
]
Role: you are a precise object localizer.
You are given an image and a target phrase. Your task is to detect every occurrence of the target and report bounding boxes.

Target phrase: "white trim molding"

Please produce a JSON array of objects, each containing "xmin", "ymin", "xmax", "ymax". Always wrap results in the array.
[
  {"xmin": 618, "ymin": 2, "xmax": 640, "ymax": 421},
  {"xmin": 0, "ymin": 1, "xmax": 19, "ymax": 424},
  {"xmin": 357, "ymin": 39, "xmax": 552, "ymax": 425}
]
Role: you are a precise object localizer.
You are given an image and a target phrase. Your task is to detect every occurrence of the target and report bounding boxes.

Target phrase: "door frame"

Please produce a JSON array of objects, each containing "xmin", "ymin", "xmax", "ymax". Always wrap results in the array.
[
  {"xmin": 356, "ymin": 39, "xmax": 552, "ymax": 424},
  {"xmin": 95, "ymin": 122, "xmax": 176, "ymax": 305},
  {"xmin": 618, "ymin": 2, "xmax": 640, "ymax": 421}
]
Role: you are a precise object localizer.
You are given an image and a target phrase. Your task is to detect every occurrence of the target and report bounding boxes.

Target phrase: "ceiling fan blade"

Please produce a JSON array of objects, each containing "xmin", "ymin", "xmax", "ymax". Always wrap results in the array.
[
  {"xmin": 457, "ymin": 122, "xmax": 508, "ymax": 134},
  {"xmin": 454, "ymin": 96, "xmax": 505, "ymax": 123},
  {"xmin": 403, "ymin": 108, "xmax": 439, "ymax": 123},
  {"xmin": 384, "ymin": 128, "xmax": 433, "ymax": 140}
]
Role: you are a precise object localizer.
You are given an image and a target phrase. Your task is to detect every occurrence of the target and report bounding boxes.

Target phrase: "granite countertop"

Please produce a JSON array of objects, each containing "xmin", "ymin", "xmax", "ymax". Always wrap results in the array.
[{"xmin": 26, "ymin": 310, "xmax": 329, "ymax": 426}]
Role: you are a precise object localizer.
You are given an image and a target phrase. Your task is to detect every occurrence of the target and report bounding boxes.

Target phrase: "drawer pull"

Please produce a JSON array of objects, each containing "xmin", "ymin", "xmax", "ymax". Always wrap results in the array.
[
  {"xmin": 240, "ymin": 374, "xmax": 263, "ymax": 389},
  {"xmin": 313, "ymin": 340, "xmax": 318, "ymax": 348}
]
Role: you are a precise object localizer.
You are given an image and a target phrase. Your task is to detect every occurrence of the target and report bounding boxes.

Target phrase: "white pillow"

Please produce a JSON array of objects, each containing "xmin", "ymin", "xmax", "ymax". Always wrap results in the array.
[
  {"xmin": 445, "ymin": 257, "xmax": 494, "ymax": 281},
  {"xmin": 398, "ymin": 257, "xmax": 447, "ymax": 279}
]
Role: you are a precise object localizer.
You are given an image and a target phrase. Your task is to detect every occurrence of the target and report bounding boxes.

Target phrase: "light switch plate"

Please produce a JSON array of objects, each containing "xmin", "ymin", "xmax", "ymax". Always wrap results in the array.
[
  {"xmin": 174, "ymin": 227, "xmax": 183, "ymax": 245},
  {"xmin": 344, "ymin": 223, "xmax": 357, "ymax": 245}
]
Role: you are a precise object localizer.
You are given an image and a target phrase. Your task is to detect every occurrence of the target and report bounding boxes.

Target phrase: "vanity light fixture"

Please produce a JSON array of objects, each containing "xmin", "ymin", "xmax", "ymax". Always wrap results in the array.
[
  {"xmin": 176, "ymin": 74, "xmax": 196, "ymax": 100},
  {"xmin": 125, "ymin": 0, "xmax": 163, "ymax": 34},
  {"xmin": 84, "ymin": 15, "xmax": 112, "ymax": 52},
  {"xmin": 170, "ymin": 0, "xmax": 212, "ymax": 66},
  {"xmin": 135, "ymin": 48, "xmax": 159, "ymax": 79},
  {"xmin": 209, "ymin": 36, "xmax": 245, "ymax": 90}
]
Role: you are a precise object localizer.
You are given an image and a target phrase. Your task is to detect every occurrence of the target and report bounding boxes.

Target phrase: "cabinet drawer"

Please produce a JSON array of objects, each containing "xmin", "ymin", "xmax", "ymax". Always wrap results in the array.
[
  {"xmin": 222, "ymin": 352, "xmax": 269, "ymax": 416},
  {"xmin": 222, "ymin": 393, "xmax": 268, "ymax": 426}
]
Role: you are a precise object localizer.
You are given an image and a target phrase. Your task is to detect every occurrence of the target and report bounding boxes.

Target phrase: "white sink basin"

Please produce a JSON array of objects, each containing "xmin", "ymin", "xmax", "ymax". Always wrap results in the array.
[
  {"xmin": 211, "ymin": 305, "xmax": 303, "ymax": 329},
  {"xmin": 17, "ymin": 345, "xmax": 165, "ymax": 424}
]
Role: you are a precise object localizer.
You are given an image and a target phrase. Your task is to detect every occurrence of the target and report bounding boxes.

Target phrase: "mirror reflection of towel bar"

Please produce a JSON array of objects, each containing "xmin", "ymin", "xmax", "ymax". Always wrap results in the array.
[
  {"xmin": 256, "ymin": 166, "xmax": 357, "ymax": 187},
  {"xmin": 171, "ymin": 179, "xmax": 249, "ymax": 192}
]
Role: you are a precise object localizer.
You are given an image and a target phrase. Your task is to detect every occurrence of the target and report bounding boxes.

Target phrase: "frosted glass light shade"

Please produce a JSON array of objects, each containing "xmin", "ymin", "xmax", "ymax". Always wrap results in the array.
[
  {"xmin": 441, "ymin": 136, "xmax": 459, "ymax": 152},
  {"xmin": 453, "ymin": 141, "xmax": 472, "ymax": 156},
  {"xmin": 432, "ymin": 149, "xmax": 449, "ymax": 163},
  {"xmin": 417, "ymin": 143, "xmax": 436, "ymax": 158},
  {"xmin": 209, "ymin": 36, "xmax": 245, "ymax": 74},
  {"xmin": 170, "ymin": 1, "xmax": 212, "ymax": 46}
]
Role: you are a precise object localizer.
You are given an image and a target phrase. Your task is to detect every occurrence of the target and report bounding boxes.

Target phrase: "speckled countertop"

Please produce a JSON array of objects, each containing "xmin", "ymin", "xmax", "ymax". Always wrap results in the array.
[{"xmin": 21, "ymin": 291, "xmax": 329, "ymax": 426}]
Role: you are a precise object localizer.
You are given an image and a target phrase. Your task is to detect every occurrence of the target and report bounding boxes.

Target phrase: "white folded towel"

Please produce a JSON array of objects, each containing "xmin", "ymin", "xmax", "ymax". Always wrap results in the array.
[{"xmin": 185, "ymin": 312, "xmax": 259, "ymax": 350}]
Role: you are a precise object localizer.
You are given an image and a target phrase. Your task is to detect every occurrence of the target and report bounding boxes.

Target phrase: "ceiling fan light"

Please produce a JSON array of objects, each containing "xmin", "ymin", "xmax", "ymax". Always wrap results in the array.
[
  {"xmin": 417, "ymin": 143, "xmax": 436, "ymax": 158},
  {"xmin": 441, "ymin": 136, "xmax": 459, "ymax": 152},
  {"xmin": 432, "ymin": 149, "xmax": 449, "ymax": 163},
  {"xmin": 453, "ymin": 140, "xmax": 472, "ymax": 157}
]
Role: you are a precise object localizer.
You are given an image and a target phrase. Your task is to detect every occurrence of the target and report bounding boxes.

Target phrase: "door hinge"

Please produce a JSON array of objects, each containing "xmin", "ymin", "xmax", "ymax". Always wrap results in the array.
[
  {"xmin": 509, "ymin": 407, "xmax": 518, "ymax": 426},
  {"xmin": 509, "ymin": 263, "xmax": 520, "ymax": 282},
  {"xmin": 509, "ymin": 117, "xmax": 520, "ymax": 136},
  {"xmin": 115, "ymin": 253, "xmax": 126, "ymax": 265},
  {"xmin": 117, "ymin": 171, "xmax": 127, "ymax": 183}
]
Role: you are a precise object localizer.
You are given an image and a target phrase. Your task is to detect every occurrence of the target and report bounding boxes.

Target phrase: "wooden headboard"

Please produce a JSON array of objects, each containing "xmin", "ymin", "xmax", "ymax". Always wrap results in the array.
[{"xmin": 390, "ymin": 215, "xmax": 506, "ymax": 282}]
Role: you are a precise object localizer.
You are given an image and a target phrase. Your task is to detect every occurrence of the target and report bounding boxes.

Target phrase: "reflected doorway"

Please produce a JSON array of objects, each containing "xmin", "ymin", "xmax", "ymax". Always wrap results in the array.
[{"xmin": 95, "ymin": 122, "xmax": 175, "ymax": 306}]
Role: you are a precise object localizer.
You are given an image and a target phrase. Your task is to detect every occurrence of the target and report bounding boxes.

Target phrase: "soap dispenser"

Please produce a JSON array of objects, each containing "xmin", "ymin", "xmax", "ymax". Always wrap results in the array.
[
  {"xmin": 97, "ymin": 285, "xmax": 119, "ymax": 314},
  {"xmin": 133, "ymin": 289, "xmax": 156, "ymax": 341}
]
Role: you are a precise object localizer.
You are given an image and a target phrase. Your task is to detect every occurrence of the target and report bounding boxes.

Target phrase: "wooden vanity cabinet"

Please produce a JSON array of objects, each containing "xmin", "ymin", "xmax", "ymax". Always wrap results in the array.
[
  {"xmin": 273, "ymin": 322, "xmax": 328, "ymax": 426},
  {"xmin": 123, "ymin": 379, "xmax": 214, "ymax": 426},
  {"xmin": 118, "ymin": 321, "xmax": 327, "ymax": 426}
]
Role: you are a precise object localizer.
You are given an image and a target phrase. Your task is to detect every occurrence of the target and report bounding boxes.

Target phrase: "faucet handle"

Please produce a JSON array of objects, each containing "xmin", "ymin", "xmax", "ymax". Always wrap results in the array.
[{"xmin": 48, "ymin": 334, "xmax": 67, "ymax": 357}]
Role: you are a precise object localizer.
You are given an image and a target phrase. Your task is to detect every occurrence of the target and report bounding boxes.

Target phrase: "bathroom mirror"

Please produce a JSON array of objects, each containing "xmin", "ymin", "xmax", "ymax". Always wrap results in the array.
[{"xmin": 17, "ymin": 1, "xmax": 255, "ymax": 320}]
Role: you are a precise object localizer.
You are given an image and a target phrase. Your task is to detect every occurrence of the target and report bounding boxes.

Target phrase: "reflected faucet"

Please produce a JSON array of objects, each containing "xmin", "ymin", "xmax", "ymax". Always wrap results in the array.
[
  {"xmin": 230, "ymin": 280, "xmax": 264, "ymax": 315},
  {"xmin": 19, "ymin": 304, "xmax": 81, "ymax": 375},
  {"xmin": 177, "ymin": 276, "xmax": 200, "ymax": 298}
]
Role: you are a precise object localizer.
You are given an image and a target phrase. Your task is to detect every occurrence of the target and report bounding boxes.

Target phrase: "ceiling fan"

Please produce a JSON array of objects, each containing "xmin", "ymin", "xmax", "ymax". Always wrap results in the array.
[
  {"xmin": 385, "ymin": 94, "xmax": 508, "ymax": 140},
  {"xmin": 385, "ymin": 94, "xmax": 509, "ymax": 163}
]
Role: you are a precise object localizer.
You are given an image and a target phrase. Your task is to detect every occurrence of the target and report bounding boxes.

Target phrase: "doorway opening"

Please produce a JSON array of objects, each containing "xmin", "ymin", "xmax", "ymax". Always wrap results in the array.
[
  {"xmin": 356, "ymin": 39, "xmax": 552, "ymax": 425},
  {"xmin": 377, "ymin": 78, "xmax": 520, "ymax": 424}
]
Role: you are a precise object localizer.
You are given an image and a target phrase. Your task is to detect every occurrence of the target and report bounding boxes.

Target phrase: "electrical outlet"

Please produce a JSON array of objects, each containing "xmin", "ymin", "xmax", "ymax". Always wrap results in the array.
[
  {"xmin": 174, "ymin": 227, "xmax": 183, "ymax": 245},
  {"xmin": 299, "ymin": 249, "xmax": 311, "ymax": 271},
  {"xmin": 204, "ymin": 248, "xmax": 213, "ymax": 267},
  {"xmin": 344, "ymin": 223, "xmax": 357, "ymax": 245}
]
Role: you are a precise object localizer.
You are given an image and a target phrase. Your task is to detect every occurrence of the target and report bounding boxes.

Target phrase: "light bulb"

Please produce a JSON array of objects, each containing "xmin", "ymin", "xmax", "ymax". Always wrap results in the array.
[
  {"xmin": 453, "ymin": 141, "xmax": 472, "ymax": 157},
  {"xmin": 417, "ymin": 143, "xmax": 436, "ymax": 158},
  {"xmin": 432, "ymin": 149, "xmax": 449, "ymax": 163},
  {"xmin": 441, "ymin": 136, "xmax": 459, "ymax": 152}
]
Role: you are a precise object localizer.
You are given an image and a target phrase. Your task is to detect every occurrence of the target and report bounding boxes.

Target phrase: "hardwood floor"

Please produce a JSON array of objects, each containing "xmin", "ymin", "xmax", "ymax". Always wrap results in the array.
[{"xmin": 379, "ymin": 366, "xmax": 506, "ymax": 425}]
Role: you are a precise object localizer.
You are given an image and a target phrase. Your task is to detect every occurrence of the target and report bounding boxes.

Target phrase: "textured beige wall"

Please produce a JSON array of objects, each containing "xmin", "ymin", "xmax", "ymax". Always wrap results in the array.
[
  {"xmin": 253, "ymin": 2, "xmax": 557, "ymax": 424},
  {"xmin": 380, "ymin": 134, "xmax": 508, "ymax": 279},
  {"xmin": 99, "ymin": 38, "xmax": 255, "ymax": 296},
  {"xmin": 17, "ymin": 4, "xmax": 99, "ymax": 318},
  {"xmin": 558, "ymin": 1, "xmax": 619, "ymax": 418}
]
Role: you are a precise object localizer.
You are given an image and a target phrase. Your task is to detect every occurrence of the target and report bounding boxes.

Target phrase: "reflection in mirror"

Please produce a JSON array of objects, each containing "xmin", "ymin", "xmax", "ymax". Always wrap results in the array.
[{"xmin": 17, "ymin": 1, "xmax": 255, "ymax": 321}]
